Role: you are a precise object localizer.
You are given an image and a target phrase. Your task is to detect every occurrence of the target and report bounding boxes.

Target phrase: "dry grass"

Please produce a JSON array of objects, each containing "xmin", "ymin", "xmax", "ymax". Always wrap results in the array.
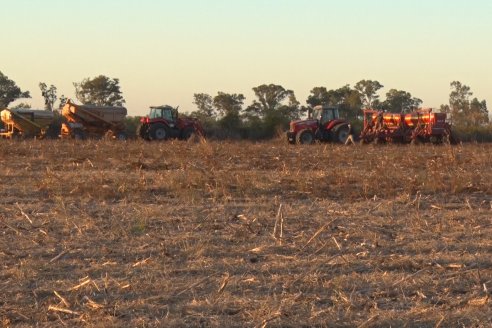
[{"xmin": 0, "ymin": 139, "xmax": 491, "ymax": 327}]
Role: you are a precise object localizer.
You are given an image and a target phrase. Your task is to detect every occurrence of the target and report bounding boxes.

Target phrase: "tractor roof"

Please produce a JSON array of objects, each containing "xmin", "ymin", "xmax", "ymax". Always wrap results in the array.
[{"xmin": 150, "ymin": 105, "xmax": 175, "ymax": 109}]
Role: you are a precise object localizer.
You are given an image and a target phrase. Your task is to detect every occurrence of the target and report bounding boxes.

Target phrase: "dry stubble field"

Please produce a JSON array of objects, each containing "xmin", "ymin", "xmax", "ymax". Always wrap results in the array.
[{"xmin": 0, "ymin": 139, "xmax": 491, "ymax": 327}]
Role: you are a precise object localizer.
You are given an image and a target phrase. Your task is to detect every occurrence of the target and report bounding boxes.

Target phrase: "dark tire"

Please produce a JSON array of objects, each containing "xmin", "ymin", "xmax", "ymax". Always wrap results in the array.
[
  {"xmin": 332, "ymin": 124, "xmax": 350, "ymax": 144},
  {"xmin": 296, "ymin": 129, "xmax": 315, "ymax": 145},
  {"xmin": 149, "ymin": 123, "xmax": 169, "ymax": 141},
  {"xmin": 136, "ymin": 123, "xmax": 150, "ymax": 140}
]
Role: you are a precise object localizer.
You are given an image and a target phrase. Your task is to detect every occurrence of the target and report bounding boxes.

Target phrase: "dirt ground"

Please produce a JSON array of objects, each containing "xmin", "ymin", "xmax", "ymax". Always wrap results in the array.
[{"xmin": 0, "ymin": 139, "xmax": 491, "ymax": 327}]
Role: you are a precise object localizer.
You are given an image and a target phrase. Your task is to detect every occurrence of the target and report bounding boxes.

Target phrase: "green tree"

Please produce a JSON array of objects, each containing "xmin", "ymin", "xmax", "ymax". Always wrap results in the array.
[
  {"xmin": 354, "ymin": 80, "xmax": 383, "ymax": 108},
  {"xmin": 0, "ymin": 71, "xmax": 30, "ymax": 108},
  {"xmin": 74, "ymin": 75, "xmax": 125, "ymax": 106},
  {"xmin": 306, "ymin": 87, "xmax": 330, "ymax": 107},
  {"xmin": 469, "ymin": 98, "xmax": 488, "ymax": 126},
  {"xmin": 246, "ymin": 84, "xmax": 301, "ymax": 120},
  {"xmin": 39, "ymin": 82, "xmax": 57, "ymax": 111},
  {"xmin": 446, "ymin": 81, "xmax": 488, "ymax": 127},
  {"xmin": 11, "ymin": 102, "xmax": 32, "ymax": 109},
  {"xmin": 192, "ymin": 93, "xmax": 216, "ymax": 118},
  {"xmin": 244, "ymin": 84, "xmax": 302, "ymax": 137},
  {"xmin": 213, "ymin": 92, "xmax": 245, "ymax": 131},
  {"xmin": 381, "ymin": 89, "xmax": 422, "ymax": 113},
  {"xmin": 306, "ymin": 85, "xmax": 362, "ymax": 121}
]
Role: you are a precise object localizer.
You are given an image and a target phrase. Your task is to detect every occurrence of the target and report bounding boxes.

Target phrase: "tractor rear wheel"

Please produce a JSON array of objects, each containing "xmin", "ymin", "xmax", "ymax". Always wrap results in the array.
[
  {"xmin": 332, "ymin": 124, "xmax": 350, "ymax": 144},
  {"xmin": 296, "ymin": 129, "xmax": 315, "ymax": 144},
  {"xmin": 150, "ymin": 123, "xmax": 169, "ymax": 141}
]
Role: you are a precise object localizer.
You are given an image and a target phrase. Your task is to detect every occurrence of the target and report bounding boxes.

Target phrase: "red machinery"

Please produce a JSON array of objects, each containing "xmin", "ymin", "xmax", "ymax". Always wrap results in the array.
[
  {"xmin": 137, "ymin": 105, "xmax": 204, "ymax": 141},
  {"xmin": 287, "ymin": 105, "xmax": 350, "ymax": 144},
  {"xmin": 359, "ymin": 108, "xmax": 456, "ymax": 144}
]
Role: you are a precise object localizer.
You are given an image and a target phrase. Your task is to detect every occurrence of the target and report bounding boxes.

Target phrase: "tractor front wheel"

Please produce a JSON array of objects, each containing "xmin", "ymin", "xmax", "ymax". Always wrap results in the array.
[
  {"xmin": 150, "ymin": 123, "xmax": 169, "ymax": 141},
  {"xmin": 137, "ymin": 124, "xmax": 150, "ymax": 140},
  {"xmin": 296, "ymin": 129, "xmax": 315, "ymax": 145}
]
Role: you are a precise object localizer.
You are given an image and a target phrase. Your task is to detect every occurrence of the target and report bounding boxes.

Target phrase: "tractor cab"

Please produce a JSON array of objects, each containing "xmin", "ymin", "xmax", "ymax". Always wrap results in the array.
[
  {"xmin": 149, "ymin": 106, "xmax": 178, "ymax": 122},
  {"xmin": 312, "ymin": 105, "xmax": 340, "ymax": 126}
]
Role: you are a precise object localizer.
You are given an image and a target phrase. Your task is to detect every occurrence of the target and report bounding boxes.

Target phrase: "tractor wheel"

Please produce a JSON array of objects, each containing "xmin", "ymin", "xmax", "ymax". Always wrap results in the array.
[
  {"xmin": 181, "ymin": 127, "xmax": 195, "ymax": 140},
  {"xmin": 296, "ymin": 129, "xmax": 315, "ymax": 145},
  {"xmin": 150, "ymin": 123, "xmax": 169, "ymax": 141},
  {"xmin": 136, "ymin": 124, "xmax": 150, "ymax": 140},
  {"xmin": 332, "ymin": 124, "xmax": 350, "ymax": 144}
]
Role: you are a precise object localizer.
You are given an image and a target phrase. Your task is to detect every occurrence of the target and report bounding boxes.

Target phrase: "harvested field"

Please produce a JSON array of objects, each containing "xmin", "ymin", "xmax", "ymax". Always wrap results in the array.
[{"xmin": 0, "ymin": 139, "xmax": 491, "ymax": 327}]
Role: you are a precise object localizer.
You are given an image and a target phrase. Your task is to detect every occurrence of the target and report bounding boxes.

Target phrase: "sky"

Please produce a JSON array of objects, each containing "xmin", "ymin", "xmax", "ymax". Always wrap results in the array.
[{"xmin": 2, "ymin": 0, "xmax": 492, "ymax": 116}]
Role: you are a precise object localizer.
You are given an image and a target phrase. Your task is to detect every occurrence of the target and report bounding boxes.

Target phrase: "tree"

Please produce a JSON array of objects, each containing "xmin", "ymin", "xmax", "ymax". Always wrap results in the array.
[
  {"xmin": 0, "ymin": 71, "xmax": 30, "ymax": 108},
  {"xmin": 39, "ymin": 82, "xmax": 57, "ymax": 111},
  {"xmin": 246, "ymin": 84, "xmax": 302, "ymax": 120},
  {"xmin": 213, "ymin": 92, "xmax": 245, "ymax": 130},
  {"xmin": 381, "ymin": 89, "xmax": 422, "ymax": 113},
  {"xmin": 445, "ymin": 81, "xmax": 488, "ymax": 127},
  {"xmin": 354, "ymin": 80, "xmax": 383, "ymax": 108},
  {"xmin": 11, "ymin": 102, "xmax": 32, "ymax": 109},
  {"xmin": 74, "ymin": 75, "xmax": 125, "ymax": 106},
  {"xmin": 243, "ymin": 84, "xmax": 302, "ymax": 137},
  {"xmin": 306, "ymin": 87, "xmax": 330, "ymax": 107},
  {"xmin": 192, "ymin": 93, "xmax": 216, "ymax": 118},
  {"xmin": 469, "ymin": 98, "xmax": 488, "ymax": 126},
  {"xmin": 306, "ymin": 85, "xmax": 362, "ymax": 121}
]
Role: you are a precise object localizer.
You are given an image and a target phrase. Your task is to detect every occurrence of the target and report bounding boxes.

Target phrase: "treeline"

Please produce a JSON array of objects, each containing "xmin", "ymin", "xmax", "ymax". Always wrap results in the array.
[{"xmin": 1, "ymin": 70, "xmax": 490, "ymax": 140}]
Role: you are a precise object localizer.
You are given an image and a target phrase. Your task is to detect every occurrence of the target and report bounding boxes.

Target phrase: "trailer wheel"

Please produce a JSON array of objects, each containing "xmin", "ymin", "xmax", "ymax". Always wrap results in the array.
[
  {"xmin": 150, "ymin": 123, "xmax": 169, "ymax": 140},
  {"xmin": 296, "ymin": 129, "xmax": 315, "ymax": 144}
]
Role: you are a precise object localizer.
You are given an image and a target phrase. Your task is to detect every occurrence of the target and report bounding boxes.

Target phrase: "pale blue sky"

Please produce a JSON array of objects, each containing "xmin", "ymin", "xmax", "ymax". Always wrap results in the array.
[{"xmin": 2, "ymin": 0, "xmax": 491, "ymax": 115}]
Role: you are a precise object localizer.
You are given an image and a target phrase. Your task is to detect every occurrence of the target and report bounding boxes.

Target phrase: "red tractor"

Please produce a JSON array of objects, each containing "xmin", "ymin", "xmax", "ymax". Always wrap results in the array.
[
  {"xmin": 287, "ymin": 105, "xmax": 350, "ymax": 144},
  {"xmin": 137, "ymin": 105, "xmax": 204, "ymax": 141}
]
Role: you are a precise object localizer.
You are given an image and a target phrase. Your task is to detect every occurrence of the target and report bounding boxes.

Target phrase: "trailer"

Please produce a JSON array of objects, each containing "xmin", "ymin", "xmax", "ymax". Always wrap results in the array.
[
  {"xmin": 359, "ymin": 108, "xmax": 456, "ymax": 144},
  {"xmin": 0, "ymin": 108, "xmax": 55, "ymax": 139},
  {"xmin": 60, "ymin": 100, "xmax": 127, "ymax": 139}
]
